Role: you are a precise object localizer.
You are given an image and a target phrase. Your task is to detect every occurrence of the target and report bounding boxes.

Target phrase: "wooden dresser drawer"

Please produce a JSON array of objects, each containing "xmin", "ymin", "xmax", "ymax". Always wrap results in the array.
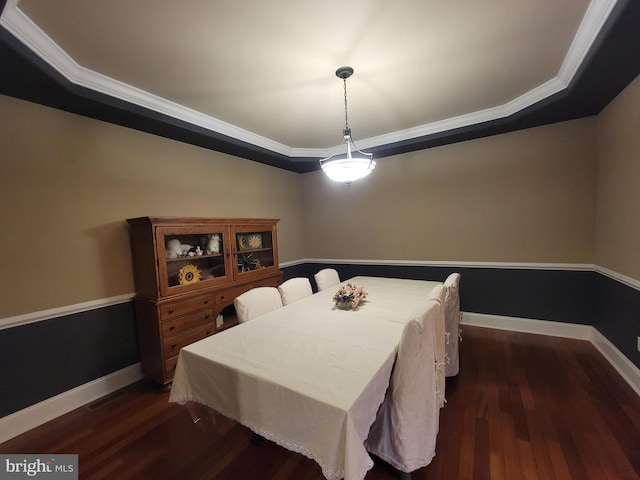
[
  {"xmin": 160, "ymin": 293, "xmax": 214, "ymax": 320},
  {"xmin": 161, "ymin": 308, "xmax": 215, "ymax": 337},
  {"xmin": 215, "ymin": 285, "xmax": 250, "ymax": 305},
  {"xmin": 163, "ymin": 322, "xmax": 215, "ymax": 357},
  {"xmin": 255, "ymin": 276, "xmax": 282, "ymax": 288}
]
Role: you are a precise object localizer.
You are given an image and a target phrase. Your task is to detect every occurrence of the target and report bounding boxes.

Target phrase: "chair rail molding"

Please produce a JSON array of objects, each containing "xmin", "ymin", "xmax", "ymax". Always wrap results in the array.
[
  {"xmin": 301, "ymin": 258, "xmax": 594, "ymax": 271},
  {"xmin": 2, "ymin": 261, "xmax": 638, "ymax": 332},
  {"xmin": 0, "ymin": 293, "xmax": 135, "ymax": 330},
  {"xmin": 301, "ymin": 259, "xmax": 640, "ymax": 291}
]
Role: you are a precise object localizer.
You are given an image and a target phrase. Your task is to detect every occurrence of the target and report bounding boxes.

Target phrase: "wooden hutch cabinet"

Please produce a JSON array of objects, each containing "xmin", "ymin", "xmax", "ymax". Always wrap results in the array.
[{"xmin": 126, "ymin": 216, "xmax": 283, "ymax": 385}]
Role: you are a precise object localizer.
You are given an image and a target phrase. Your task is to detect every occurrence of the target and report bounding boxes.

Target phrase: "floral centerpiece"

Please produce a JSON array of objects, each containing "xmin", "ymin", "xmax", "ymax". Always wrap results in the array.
[{"xmin": 332, "ymin": 283, "xmax": 368, "ymax": 310}]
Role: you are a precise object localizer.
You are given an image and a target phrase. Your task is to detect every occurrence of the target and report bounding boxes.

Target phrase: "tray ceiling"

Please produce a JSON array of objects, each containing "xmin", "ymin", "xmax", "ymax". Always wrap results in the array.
[{"xmin": 1, "ymin": 0, "xmax": 639, "ymax": 172}]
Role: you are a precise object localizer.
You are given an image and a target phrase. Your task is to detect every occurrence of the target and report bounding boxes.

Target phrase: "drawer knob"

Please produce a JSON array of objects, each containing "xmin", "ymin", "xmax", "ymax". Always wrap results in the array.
[
  {"xmin": 205, "ymin": 314, "xmax": 210, "ymax": 319},
  {"xmin": 206, "ymin": 330, "xmax": 212, "ymax": 335},
  {"xmin": 169, "ymin": 325, "xmax": 175, "ymax": 331},
  {"xmin": 220, "ymin": 295, "xmax": 225, "ymax": 300},
  {"xmin": 168, "ymin": 308, "xmax": 174, "ymax": 314},
  {"xmin": 204, "ymin": 299, "xmax": 209, "ymax": 304},
  {"xmin": 171, "ymin": 344, "xmax": 177, "ymax": 349}
]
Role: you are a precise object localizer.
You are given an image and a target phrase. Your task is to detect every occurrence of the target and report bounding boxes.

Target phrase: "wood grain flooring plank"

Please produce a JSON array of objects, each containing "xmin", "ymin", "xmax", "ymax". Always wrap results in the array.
[{"xmin": 499, "ymin": 411, "xmax": 525, "ymax": 480}]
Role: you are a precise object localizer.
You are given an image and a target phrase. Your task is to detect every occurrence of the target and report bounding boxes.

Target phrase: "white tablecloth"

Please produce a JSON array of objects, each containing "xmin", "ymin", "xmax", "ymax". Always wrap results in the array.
[{"xmin": 169, "ymin": 276, "xmax": 441, "ymax": 480}]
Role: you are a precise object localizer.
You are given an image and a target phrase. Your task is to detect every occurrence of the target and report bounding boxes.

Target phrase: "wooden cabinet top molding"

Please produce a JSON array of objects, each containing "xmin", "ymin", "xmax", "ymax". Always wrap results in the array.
[{"xmin": 127, "ymin": 216, "xmax": 280, "ymax": 227}]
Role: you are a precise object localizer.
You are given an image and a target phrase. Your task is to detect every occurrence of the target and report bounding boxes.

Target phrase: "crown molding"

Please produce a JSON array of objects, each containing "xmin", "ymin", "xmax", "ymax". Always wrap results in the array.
[
  {"xmin": 357, "ymin": 0, "xmax": 618, "ymax": 150},
  {"xmin": 0, "ymin": 0, "xmax": 618, "ymax": 159},
  {"xmin": 356, "ymin": 78, "xmax": 567, "ymax": 150},
  {"xmin": 558, "ymin": 0, "xmax": 619, "ymax": 81},
  {"xmin": 0, "ymin": 2, "xmax": 294, "ymax": 157}
]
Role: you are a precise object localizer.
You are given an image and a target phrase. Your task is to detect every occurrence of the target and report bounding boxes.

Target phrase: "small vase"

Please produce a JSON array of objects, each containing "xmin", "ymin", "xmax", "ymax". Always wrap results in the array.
[{"xmin": 335, "ymin": 301, "xmax": 352, "ymax": 310}]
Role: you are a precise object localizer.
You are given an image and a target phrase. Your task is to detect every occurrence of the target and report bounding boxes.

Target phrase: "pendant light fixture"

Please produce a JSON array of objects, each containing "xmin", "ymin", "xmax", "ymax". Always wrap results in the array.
[{"xmin": 320, "ymin": 67, "xmax": 375, "ymax": 183}]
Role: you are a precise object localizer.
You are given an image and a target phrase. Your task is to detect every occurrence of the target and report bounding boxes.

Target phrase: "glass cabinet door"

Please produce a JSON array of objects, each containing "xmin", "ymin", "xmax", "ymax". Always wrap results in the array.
[
  {"xmin": 232, "ymin": 225, "xmax": 278, "ymax": 281},
  {"xmin": 157, "ymin": 226, "xmax": 231, "ymax": 296}
]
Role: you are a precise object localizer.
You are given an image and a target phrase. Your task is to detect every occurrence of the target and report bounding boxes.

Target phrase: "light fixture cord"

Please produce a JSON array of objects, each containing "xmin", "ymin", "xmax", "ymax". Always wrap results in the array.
[{"xmin": 343, "ymin": 77, "xmax": 350, "ymax": 132}]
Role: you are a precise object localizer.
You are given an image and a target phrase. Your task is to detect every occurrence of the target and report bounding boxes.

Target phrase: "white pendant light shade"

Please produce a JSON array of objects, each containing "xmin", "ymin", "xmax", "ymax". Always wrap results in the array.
[
  {"xmin": 321, "ymin": 156, "xmax": 376, "ymax": 183},
  {"xmin": 320, "ymin": 67, "xmax": 374, "ymax": 183},
  {"xmin": 320, "ymin": 133, "xmax": 376, "ymax": 183}
]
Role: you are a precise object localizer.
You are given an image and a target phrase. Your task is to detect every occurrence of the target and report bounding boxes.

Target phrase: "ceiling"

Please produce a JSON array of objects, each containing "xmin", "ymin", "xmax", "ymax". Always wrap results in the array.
[{"xmin": 1, "ymin": 0, "xmax": 640, "ymax": 173}]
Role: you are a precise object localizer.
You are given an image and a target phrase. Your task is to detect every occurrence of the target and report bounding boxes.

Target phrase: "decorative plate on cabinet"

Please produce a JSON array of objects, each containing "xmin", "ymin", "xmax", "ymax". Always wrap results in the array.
[
  {"xmin": 238, "ymin": 233, "xmax": 262, "ymax": 251},
  {"xmin": 178, "ymin": 264, "xmax": 202, "ymax": 285}
]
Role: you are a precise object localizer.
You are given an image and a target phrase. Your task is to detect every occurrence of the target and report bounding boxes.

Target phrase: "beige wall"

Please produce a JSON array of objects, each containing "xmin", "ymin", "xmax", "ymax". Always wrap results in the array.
[
  {"xmin": 595, "ymin": 74, "xmax": 640, "ymax": 280},
  {"xmin": 302, "ymin": 118, "xmax": 597, "ymax": 263},
  {"xmin": 3, "ymin": 73, "xmax": 638, "ymax": 320},
  {"xmin": 0, "ymin": 95, "xmax": 306, "ymax": 318}
]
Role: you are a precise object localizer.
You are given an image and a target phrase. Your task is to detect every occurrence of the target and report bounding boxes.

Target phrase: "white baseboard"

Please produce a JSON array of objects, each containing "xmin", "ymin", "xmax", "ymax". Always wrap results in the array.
[
  {"xmin": 461, "ymin": 312, "xmax": 640, "ymax": 397},
  {"xmin": 461, "ymin": 312, "xmax": 593, "ymax": 339},
  {"xmin": 0, "ymin": 363, "xmax": 143, "ymax": 444},
  {"xmin": 3, "ymin": 313, "xmax": 639, "ymax": 445},
  {"xmin": 590, "ymin": 329, "xmax": 640, "ymax": 398}
]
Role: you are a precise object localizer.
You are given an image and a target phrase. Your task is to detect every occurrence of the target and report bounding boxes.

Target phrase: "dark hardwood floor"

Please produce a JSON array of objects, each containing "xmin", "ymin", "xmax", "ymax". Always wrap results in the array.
[{"xmin": 2, "ymin": 325, "xmax": 639, "ymax": 479}]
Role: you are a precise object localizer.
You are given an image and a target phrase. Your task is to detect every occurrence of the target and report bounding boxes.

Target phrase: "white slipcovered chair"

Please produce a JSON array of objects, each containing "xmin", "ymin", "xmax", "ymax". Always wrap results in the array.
[
  {"xmin": 314, "ymin": 268, "xmax": 340, "ymax": 292},
  {"xmin": 277, "ymin": 277, "xmax": 313, "ymax": 305},
  {"xmin": 233, "ymin": 287, "xmax": 283, "ymax": 323},
  {"xmin": 365, "ymin": 298, "xmax": 444, "ymax": 474},
  {"xmin": 443, "ymin": 273, "xmax": 462, "ymax": 377},
  {"xmin": 427, "ymin": 284, "xmax": 447, "ymax": 408}
]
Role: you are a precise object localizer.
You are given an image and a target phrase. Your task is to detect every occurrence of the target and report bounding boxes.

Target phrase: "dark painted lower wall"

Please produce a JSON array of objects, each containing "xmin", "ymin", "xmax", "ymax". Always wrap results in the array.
[
  {"xmin": 592, "ymin": 274, "xmax": 640, "ymax": 369},
  {"xmin": 1, "ymin": 263, "xmax": 637, "ymax": 419},
  {"xmin": 291, "ymin": 263, "xmax": 596, "ymax": 325},
  {"xmin": 0, "ymin": 303, "xmax": 138, "ymax": 418}
]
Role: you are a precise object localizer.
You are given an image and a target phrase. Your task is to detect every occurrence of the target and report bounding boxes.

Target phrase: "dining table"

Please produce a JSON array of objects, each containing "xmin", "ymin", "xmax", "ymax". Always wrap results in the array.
[{"xmin": 169, "ymin": 276, "xmax": 442, "ymax": 480}]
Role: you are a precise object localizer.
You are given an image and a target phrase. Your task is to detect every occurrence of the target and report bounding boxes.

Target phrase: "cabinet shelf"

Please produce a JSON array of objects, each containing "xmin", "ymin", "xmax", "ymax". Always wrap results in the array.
[
  {"xmin": 166, "ymin": 253, "xmax": 224, "ymax": 263},
  {"xmin": 236, "ymin": 247, "xmax": 272, "ymax": 255}
]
